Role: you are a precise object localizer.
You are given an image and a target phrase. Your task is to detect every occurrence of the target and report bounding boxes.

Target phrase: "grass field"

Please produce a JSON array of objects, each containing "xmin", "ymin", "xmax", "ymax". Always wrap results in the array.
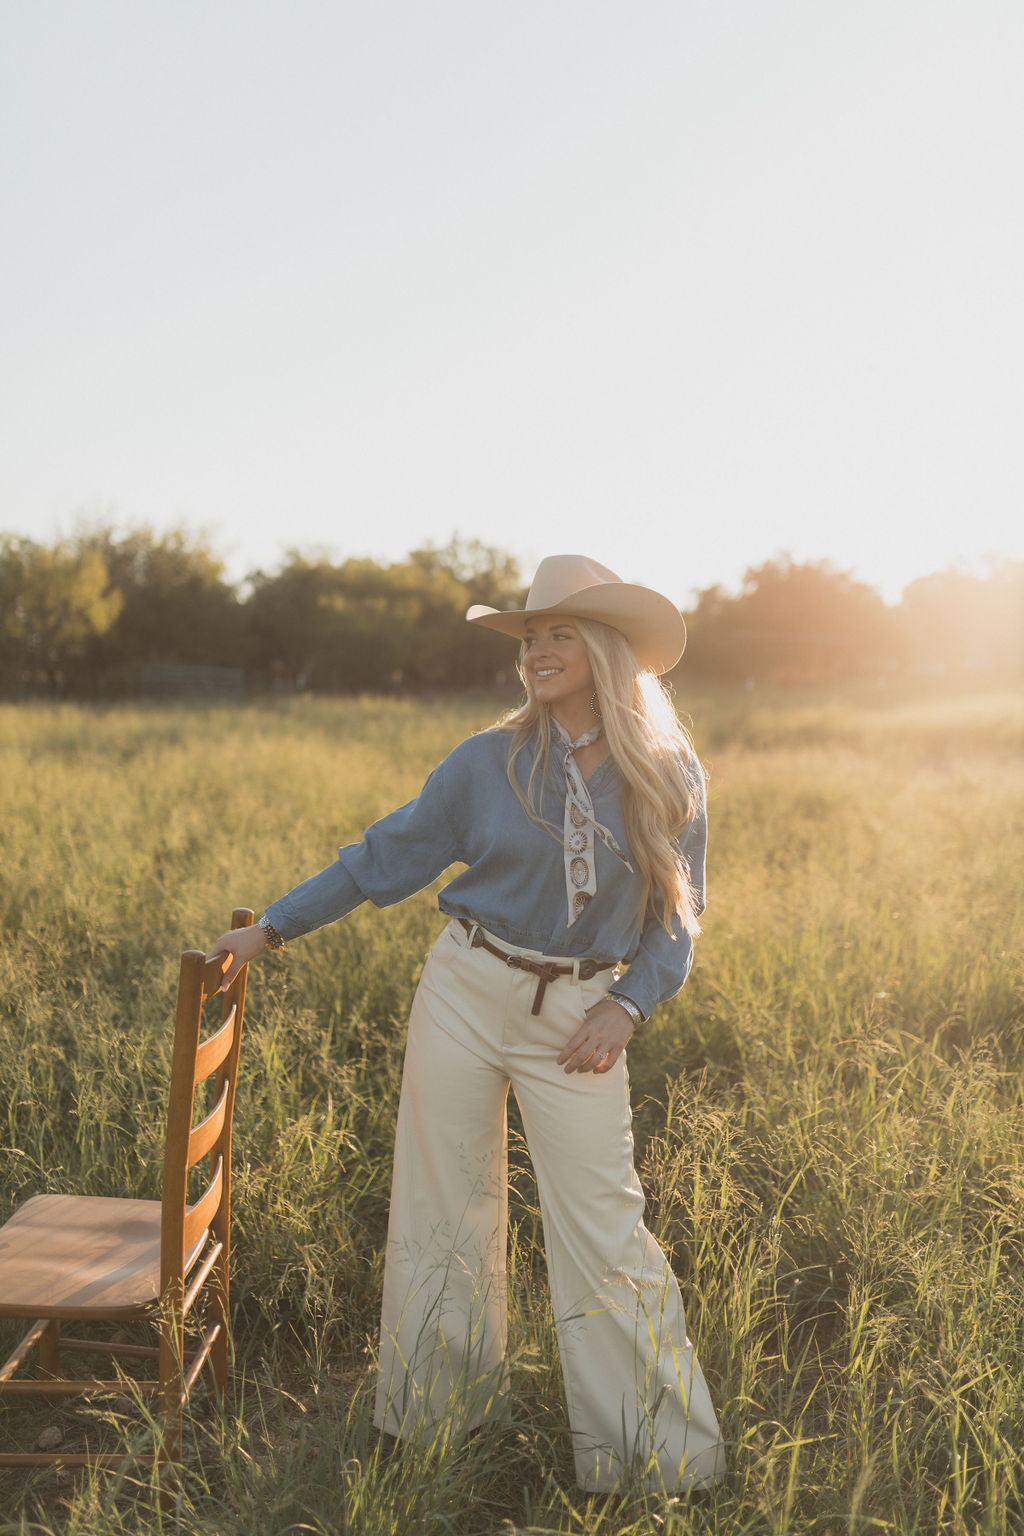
[{"xmin": 1, "ymin": 685, "xmax": 1022, "ymax": 1535}]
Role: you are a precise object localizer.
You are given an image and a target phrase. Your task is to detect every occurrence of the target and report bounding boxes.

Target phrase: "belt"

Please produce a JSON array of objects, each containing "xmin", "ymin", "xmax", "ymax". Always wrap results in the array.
[{"xmin": 457, "ymin": 918, "xmax": 616, "ymax": 1016}]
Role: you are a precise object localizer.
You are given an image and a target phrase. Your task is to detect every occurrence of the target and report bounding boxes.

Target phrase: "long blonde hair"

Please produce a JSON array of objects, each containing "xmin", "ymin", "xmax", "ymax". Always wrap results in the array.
[{"xmin": 499, "ymin": 617, "xmax": 704, "ymax": 936}]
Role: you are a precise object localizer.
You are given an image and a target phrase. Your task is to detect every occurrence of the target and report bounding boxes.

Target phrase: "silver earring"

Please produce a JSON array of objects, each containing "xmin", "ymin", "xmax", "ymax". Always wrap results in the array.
[{"xmin": 590, "ymin": 691, "xmax": 602, "ymax": 720}]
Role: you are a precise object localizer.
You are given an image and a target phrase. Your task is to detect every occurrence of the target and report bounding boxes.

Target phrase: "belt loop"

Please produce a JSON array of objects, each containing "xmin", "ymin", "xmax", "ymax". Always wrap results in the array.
[
  {"xmin": 571, "ymin": 958, "xmax": 580, "ymax": 986},
  {"xmin": 468, "ymin": 921, "xmax": 480, "ymax": 947}
]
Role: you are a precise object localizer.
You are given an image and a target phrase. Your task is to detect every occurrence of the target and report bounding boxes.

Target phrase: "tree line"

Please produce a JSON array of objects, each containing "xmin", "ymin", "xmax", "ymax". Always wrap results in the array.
[{"xmin": 1, "ymin": 525, "xmax": 1021, "ymax": 696}]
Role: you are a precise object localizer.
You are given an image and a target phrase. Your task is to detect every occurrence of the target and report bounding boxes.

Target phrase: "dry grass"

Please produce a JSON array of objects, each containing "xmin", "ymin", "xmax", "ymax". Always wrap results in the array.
[{"xmin": 1, "ymin": 685, "xmax": 1022, "ymax": 1534}]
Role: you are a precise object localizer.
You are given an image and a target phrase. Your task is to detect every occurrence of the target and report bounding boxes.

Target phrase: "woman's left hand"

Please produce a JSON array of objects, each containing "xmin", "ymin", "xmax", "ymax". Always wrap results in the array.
[{"xmin": 556, "ymin": 996, "xmax": 636, "ymax": 1075}]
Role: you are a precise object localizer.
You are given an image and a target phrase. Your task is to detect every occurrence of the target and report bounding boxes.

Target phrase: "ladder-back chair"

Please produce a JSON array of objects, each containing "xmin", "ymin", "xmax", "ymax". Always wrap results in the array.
[{"xmin": 0, "ymin": 907, "xmax": 254, "ymax": 1475}]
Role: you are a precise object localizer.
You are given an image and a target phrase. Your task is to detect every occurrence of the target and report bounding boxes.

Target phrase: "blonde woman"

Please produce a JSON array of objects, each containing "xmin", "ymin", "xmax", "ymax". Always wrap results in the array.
[{"xmin": 210, "ymin": 555, "xmax": 725, "ymax": 1493}]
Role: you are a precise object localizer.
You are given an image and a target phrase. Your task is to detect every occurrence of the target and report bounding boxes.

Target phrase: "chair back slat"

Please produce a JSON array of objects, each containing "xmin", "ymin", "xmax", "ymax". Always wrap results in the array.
[
  {"xmin": 186, "ymin": 1080, "xmax": 230, "ymax": 1170},
  {"xmin": 182, "ymin": 1156, "xmax": 224, "ymax": 1253},
  {"xmin": 193, "ymin": 1007, "xmax": 237, "ymax": 1085}
]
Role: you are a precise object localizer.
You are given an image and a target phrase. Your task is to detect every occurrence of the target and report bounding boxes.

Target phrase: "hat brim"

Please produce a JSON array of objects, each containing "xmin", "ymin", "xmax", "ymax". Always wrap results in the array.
[{"xmin": 466, "ymin": 583, "xmax": 686, "ymax": 675}]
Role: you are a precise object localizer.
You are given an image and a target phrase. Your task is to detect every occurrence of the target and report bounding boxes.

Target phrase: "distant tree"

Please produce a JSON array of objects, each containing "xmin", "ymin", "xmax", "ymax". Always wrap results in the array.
[
  {"xmin": 75, "ymin": 527, "xmax": 243, "ymax": 678},
  {"xmin": 675, "ymin": 583, "xmax": 746, "ymax": 682},
  {"xmin": 898, "ymin": 561, "xmax": 1024, "ymax": 679},
  {"xmin": 0, "ymin": 536, "xmax": 122, "ymax": 693},
  {"xmin": 246, "ymin": 541, "xmax": 525, "ymax": 693},
  {"xmin": 321, "ymin": 558, "xmax": 464, "ymax": 690},
  {"xmin": 409, "ymin": 535, "xmax": 523, "ymax": 607},
  {"xmin": 681, "ymin": 557, "xmax": 895, "ymax": 684},
  {"xmin": 408, "ymin": 536, "xmax": 525, "ymax": 687},
  {"xmin": 245, "ymin": 553, "xmax": 347, "ymax": 689},
  {"xmin": 740, "ymin": 558, "xmax": 894, "ymax": 682}
]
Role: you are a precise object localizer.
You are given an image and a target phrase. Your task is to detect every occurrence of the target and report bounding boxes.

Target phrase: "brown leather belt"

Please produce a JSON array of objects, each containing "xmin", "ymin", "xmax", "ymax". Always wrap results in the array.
[{"xmin": 457, "ymin": 918, "xmax": 616, "ymax": 1016}]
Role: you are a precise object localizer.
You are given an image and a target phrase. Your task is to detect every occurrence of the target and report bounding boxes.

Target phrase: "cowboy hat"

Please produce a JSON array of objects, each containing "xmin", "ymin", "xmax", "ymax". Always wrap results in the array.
[{"xmin": 466, "ymin": 554, "xmax": 686, "ymax": 675}]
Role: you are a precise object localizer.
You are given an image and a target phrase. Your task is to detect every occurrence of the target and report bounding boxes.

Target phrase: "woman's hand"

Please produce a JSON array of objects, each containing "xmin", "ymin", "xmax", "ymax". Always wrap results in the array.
[
  {"xmin": 556, "ymin": 995, "xmax": 636, "ymax": 1075},
  {"xmin": 207, "ymin": 923, "xmax": 268, "ymax": 991}
]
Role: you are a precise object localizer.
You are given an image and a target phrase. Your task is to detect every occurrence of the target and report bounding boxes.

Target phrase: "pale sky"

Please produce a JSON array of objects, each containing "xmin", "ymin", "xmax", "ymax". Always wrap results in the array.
[{"xmin": 2, "ymin": 1, "xmax": 1021, "ymax": 608}]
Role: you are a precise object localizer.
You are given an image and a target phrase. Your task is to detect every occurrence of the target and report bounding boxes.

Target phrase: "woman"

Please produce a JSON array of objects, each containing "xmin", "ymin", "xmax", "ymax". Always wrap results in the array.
[{"xmin": 210, "ymin": 554, "xmax": 725, "ymax": 1493}]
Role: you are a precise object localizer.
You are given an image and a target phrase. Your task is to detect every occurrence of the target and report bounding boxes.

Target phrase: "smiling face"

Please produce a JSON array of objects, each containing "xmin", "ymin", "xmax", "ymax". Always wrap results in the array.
[{"xmin": 521, "ymin": 615, "xmax": 596, "ymax": 725}]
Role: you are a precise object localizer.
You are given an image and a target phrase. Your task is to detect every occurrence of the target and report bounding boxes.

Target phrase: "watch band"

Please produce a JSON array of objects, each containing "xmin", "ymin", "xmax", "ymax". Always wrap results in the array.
[{"xmin": 608, "ymin": 991, "xmax": 644, "ymax": 1029}]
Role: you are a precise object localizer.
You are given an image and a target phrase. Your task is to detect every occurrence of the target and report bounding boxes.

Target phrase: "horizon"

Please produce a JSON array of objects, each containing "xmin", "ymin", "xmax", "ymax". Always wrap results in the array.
[{"xmin": 6, "ymin": 517, "xmax": 1020, "ymax": 615}]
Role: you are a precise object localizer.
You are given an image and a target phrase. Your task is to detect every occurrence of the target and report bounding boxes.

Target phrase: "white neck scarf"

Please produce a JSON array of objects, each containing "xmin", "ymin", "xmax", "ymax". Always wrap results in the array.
[{"xmin": 551, "ymin": 718, "xmax": 634, "ymax": 926}]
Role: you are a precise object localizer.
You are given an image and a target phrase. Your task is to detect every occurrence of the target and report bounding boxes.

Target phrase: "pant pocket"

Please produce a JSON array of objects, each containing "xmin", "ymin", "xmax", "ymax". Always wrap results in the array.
[
  {"xmin": 431, "ymin": 918, "xmax": 468, "ymax": 959},
  {"xmin": 579, "ymin": 967, "xmax": 618, "ymax": 1016}
]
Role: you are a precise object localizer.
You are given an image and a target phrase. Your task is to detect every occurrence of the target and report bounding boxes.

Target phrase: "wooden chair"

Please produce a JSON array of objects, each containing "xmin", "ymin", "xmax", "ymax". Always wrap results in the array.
[{"xmin": 0, "ymin": 907, "xmax": 254, "ymax": 1478}]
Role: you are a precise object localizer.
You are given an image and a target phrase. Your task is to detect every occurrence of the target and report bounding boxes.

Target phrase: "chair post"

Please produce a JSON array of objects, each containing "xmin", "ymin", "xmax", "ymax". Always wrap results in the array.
[
  {"xmin": 208, "ymin": 907, "xmax": 252, "ymax": 1399},
  {"xmin": 158, "ymin": 948, "xmax": 206, "ymax": 1470}
]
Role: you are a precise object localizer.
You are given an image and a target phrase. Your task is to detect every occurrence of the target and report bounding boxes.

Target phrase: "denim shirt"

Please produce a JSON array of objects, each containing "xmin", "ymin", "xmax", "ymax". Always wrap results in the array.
[{"xmin": 264, "ymin": 727, "xmax": 707, "ymax": 1020}]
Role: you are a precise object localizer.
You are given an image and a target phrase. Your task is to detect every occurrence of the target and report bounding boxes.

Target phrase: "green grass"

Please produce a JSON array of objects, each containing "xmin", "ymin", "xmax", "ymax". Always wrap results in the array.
[{"xmin": 1, "ymin": 686, "xmax": 1023, "ymax": 1534}]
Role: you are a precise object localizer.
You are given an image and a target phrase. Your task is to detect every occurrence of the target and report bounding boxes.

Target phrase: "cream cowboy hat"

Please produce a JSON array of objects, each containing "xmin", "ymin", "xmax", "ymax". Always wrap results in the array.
[{"xmin": 466, "ymin": 554, "xmax": 686, "ymax": 675}]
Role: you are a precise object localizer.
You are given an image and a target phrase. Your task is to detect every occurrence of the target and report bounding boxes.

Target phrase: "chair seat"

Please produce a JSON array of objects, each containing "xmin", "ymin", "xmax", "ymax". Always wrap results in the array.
[{"xmin": 0, "ymin": 1195, "xmax": 205, "ymax": 1319}]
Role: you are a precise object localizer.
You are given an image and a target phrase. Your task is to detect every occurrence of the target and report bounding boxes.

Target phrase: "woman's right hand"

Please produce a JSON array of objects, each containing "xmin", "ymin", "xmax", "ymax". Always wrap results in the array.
[{"xmin": 207, "ymin": 923, "xmax": 269, "ymax": 991}]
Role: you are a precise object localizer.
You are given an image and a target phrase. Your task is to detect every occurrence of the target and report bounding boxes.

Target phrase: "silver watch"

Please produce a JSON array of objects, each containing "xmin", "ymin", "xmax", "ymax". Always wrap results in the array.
[{"xmin": 608, "ymin": 992, "xmax": 644, "ymax": 1029}]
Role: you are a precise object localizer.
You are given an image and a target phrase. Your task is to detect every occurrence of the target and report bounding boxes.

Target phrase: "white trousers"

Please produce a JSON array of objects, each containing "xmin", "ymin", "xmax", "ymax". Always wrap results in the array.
[{"xmin": 373, "ymin": 919, "xmax": 726, "ymax": 1493}]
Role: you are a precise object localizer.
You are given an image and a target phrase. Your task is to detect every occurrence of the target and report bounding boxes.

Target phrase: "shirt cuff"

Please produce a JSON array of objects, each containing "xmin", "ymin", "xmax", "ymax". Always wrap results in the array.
[{"xmin": 263, "ymin": 858, "xmax": 366, "ymax": 941}]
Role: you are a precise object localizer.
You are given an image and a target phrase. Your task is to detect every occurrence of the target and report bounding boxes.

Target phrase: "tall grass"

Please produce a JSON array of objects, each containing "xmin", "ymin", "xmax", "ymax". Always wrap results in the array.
[{"xmin": 1, "ymin": 687, "xmax": 1022, "ymax": 1533}]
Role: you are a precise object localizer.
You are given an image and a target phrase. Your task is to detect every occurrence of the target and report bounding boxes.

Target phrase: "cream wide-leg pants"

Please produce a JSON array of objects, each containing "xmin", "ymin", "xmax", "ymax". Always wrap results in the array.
[{"xmin": 373, "ymin": 918, "xmax": 726, "ymax": 1493}]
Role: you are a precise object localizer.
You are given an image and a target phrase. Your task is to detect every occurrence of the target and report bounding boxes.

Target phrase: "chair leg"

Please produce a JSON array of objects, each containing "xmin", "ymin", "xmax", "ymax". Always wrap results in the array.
[
  {"xmin": 38, "ymin": 1320, "xmax": 61, "ymax": 1379},
  {"xmin": 157, "ymin": 1352, "xmax": 184, "ymax": 1512},
  {"xmin": 158, "ymin": 1291, "xmax": 185, "ymax": 1469},
  {"xmin": 159, "ymin": 1451, "xmax": 181, "ymax": 1513}
]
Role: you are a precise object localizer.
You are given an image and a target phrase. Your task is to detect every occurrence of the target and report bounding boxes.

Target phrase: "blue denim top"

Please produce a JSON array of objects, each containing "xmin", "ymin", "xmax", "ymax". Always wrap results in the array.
[{"xmin": 264, "ymin": 726, "xmax": 707, "ymax": 1020}]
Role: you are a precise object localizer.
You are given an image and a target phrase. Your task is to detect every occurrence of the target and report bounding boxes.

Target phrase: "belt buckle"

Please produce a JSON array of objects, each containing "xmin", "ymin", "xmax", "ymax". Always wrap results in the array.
[{"xmin": 505, "ymin": 953, "xmax": 523, "ymax": 970}]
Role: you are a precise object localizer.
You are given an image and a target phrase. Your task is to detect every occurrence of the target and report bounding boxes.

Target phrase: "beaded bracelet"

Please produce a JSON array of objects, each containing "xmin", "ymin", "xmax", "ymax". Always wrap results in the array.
[{"xmin": 257, "ymin": 914, "xmax": 286, "ymax": 951}]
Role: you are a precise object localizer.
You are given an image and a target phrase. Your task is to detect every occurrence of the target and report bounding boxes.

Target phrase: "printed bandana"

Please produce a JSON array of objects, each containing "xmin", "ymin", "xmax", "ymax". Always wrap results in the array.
[{"xmin": 552, "ymin": 718, "xmax": 634, "ymax": 926}]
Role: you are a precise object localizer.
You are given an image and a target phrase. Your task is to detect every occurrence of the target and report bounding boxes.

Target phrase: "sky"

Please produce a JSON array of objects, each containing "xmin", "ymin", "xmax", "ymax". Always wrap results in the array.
[{"xmin": 2, "ymin": 1, "xmax": 1021, "ymax": 609}]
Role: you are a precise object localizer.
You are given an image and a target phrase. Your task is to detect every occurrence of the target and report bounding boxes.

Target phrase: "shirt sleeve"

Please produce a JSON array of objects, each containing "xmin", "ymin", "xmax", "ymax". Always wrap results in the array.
[
  {"xmin": 263, "ymin": 756, "xmax": 464, "ymax": 941},
  {"xmin": 610, "ymin": 777, "xmax": 708, "ymax": 1020}
]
